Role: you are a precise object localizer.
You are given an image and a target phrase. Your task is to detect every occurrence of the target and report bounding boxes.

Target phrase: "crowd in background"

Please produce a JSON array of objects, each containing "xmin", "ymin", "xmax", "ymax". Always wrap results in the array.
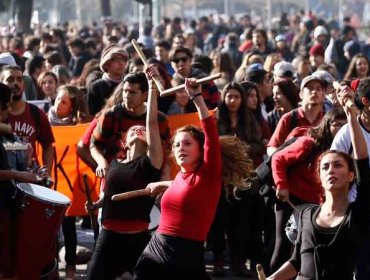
[{"xmin": 1, "ymin": 8, "xmax": 370, "ymax": 280}]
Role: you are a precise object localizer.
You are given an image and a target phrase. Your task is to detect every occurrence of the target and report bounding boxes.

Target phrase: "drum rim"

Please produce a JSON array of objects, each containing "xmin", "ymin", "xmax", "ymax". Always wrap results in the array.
[{"xmin": 17, "ymin": 183, "xmax": 71, "ymax": 206}]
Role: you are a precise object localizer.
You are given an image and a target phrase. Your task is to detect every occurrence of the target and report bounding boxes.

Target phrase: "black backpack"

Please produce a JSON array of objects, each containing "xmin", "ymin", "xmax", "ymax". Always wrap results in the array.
[{"xmin": 255, "ymin": 109, "xmax": 298, "ymax": 202}]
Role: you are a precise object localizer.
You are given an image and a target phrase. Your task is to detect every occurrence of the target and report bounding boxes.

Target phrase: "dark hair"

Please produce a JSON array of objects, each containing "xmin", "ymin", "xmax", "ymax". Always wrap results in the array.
[
  {"xmin": 123, "ymin": 72, "xmax": 148, "ymax": 93},
  {"xmin": 343, "ymin": 53, "xmax": 370, "ymax": 81},
  {"xmin": 147, "ymin": 58, "xmax": 172, "ymax": 90},
  {"xmin": 273, "ymin": 79, "xmax": 300, "ymax": 108},
  {"xmin": 67, "ymin": 37, "xmax": 86, "ymax": 49},
  {"xmin": 316, "ymin": 150, "xmax": 355, "ymax": 185},
  {"xmin": 77, "ymin": 59, "xmax": 101, "ymax": 87},
  {"xmin": 26, "ymin": 56, "xmax": 45, "ymax": 76},
  {"xmin": 57, "ymin": 85, "xmax": 90, "ymax": 124},
  {"xmin": 25, "ymin": 36, "xmax": 41, "ymax": 51},
  {"xmin": 355, "ymin": 77, "xmax": 370, "ymax": 101},
  {"xmin": 218, "ymin": 82, "xmax": 262, "ymax": 143},
  {"xmin": 0, "ymin": 65, "xmax": 22, "ymax": 81},
  {"xmin": 240, "ymin": 81, "xmax": 264, "ymax": 122},
  {"xmin": 155, "ymin": 39, "xmax": 171, "ymax": 50},
  {"xmin": 169, "ymin": 46, "xmax": 193, "ymax": 61},
  {"xmin": 193, "ymin": 55, "xmax": 214, "ymax": 75},
  {"xmin": 252, "ymin": 29, "xmax": 268, "ymax": 42},
  {"xmin": 309, "ymin": 107, "xmax": 346, "ymax": 151},
  {"xmin": 0, "ymin": 83, "xmax": 12, "ymax": 110},
  {"xmin": 45, "ymin": 51, "xmax": 63, "ymax": 67}
]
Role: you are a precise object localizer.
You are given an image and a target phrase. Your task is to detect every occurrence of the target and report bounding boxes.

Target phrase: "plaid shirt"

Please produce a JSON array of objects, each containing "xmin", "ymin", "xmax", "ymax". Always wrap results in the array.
[{"xmin": 91, "ymin": 103, "xmax": 171, "ymax": 163}]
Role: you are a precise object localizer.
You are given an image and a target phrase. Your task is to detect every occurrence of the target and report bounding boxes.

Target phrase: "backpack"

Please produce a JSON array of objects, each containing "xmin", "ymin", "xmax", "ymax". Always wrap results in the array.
[{"xmin": 255, "ymin": 109, "xmax": 299, "ymax": 202}]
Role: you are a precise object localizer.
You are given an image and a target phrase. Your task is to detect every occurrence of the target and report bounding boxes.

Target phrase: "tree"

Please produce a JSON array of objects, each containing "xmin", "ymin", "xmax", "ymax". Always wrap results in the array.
[
  {"xmin": 100, "ymin": 0, "xmax": 111, "ymax": 18},
  {"xmin": 15, "ymin": 0, "xmax": 33, "ymax": 33}
]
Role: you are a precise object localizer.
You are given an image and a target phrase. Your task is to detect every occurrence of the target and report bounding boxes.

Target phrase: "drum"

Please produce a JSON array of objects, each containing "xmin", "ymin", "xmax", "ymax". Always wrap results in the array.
[
  {"xmin": 149, "ymin": 205, "xmax": 160, "ymax": 232},
  {"xmin": 13, "ymin": 183, "xmax": 70, "ymax": 280}
]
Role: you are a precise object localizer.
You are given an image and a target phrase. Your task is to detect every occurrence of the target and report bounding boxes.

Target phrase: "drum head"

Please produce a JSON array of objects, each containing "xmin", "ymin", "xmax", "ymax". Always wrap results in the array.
[
  {"xmin": 17, "ymin": 183, "xmax": 71, "ymax": 205},
  {"xmin": 149, "ymin": 205, "xmax": 160, "ymax": 231}
]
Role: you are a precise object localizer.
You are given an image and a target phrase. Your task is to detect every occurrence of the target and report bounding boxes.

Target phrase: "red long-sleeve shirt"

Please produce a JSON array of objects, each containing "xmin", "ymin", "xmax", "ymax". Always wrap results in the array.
[
  {"xmin": 158, "ymin": 116, "xmax": 222, "ymax": 241},
  {"xmin": 271, "ymin": 135, "xmax": 323, "ymax": 204}
]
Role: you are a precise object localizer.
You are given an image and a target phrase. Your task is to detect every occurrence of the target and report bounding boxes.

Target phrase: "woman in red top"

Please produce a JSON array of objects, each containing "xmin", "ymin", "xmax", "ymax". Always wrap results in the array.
[
  {"xmin": 269, "ymin": 106, "xmax": 347, "ymax": 273},
  {"xmin": 133, "ymin": 78, "xmax": 222, "ymax": 279}
]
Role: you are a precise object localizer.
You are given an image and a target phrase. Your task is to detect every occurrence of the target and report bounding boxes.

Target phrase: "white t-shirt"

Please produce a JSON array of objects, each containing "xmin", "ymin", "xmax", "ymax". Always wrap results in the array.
[{"xmin": 331, "ymin": 116, "xmax": 370, "ymax": 202}]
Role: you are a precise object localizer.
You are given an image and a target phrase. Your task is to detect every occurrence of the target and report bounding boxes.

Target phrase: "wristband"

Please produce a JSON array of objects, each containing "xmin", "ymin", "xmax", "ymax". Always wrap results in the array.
[{"xmin": 189, "ymin": 93, "xmax": 202, "ymax": 101}]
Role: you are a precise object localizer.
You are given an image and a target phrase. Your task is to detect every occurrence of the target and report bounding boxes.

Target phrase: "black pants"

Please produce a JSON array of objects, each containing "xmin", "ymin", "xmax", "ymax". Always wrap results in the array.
[
  {"xmin": 62, "ymin": 216, "xmax": 77, "ymax": 266},
  {"xmin": 134, "ymin": 233, "xmax": 210, "ymax": 280},
  {"xmin": 270, "ymin": 195, "xmax": 306, "ymax": 273},
  {"xmin": 87, "ymin": 228, "xmax": 151, "ymax": 280}
]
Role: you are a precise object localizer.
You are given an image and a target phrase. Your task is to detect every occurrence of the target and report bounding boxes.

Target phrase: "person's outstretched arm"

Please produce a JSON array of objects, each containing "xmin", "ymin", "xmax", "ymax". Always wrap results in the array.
[
  {"xmin": 184, "ymin": 78, "xmax": 209, "ymax": 120},
  {"xmin": 145, "ymin": 65, "xmax": 163, "ymax": 170}
]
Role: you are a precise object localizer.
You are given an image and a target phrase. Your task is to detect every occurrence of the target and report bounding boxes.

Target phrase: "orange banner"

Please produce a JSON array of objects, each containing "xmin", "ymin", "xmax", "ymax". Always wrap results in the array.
[{"xmin": 41, "ymin": 112, "xmax": 203, "ymax": 216}]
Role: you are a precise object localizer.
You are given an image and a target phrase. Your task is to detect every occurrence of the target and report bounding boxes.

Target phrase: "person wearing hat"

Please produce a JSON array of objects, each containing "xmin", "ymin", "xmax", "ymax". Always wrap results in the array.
[
  {"xmin": 267, "ymin": 75, "xmax": 325, "ymax": 156},
  {"xmin": 275, "ymin": 34, "xmax": 294, "ymax": 62},
  {"xmin": 245, "ymin": 63, "xmax": 274, "ymax": 119},
  {"xmin": 309, "ymin": 43, "xmax": 326, "ymax": 71},
  {"xmin": 313, "ymin": 25, "xmax": 329, "ymax": 48},
  {"xmin": 312, "ymin": 70, "xmax": 337, "ymax": 112},
  {"xmin": 331, "ymin": 77, "xmax": 370, "ymax": 280},
  {"xmin": 273, "ymin": 61, "xmax": 296, "ymax": 82},
  {"xmin": 87, "ymin": 43, "xmax": 128, "ymax": 116}
]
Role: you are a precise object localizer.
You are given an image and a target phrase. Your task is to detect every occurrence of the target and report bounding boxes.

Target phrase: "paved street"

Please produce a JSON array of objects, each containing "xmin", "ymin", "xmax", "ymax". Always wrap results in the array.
[{"xmin": 57, "ymin": 224, "xmax": 259, "ymax": 280}]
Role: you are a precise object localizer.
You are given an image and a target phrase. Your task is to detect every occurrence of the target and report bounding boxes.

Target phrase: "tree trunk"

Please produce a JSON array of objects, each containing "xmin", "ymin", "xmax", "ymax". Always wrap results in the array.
[
  {"xmin": 15, "ymin": 0, "xmax": 33, "ymax": 33},
  {"xmin": 100, "ymin": 0, "xmax": 111, "ymax": 17}
]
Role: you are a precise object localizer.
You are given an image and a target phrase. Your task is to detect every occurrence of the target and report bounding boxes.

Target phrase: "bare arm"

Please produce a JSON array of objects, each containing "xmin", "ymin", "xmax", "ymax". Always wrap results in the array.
[
  {"xmin": 145, "ymin": 65, "xmax": 163, "ymax": 169},
  {"xmin": 337, "ymin": 85, "xmax": 367, "ymax": 160},
  {"xmin": 184, "ymin": 78, "xmax": 209, "ymax": 120},
  {"xmin": 90, "ymin": 142, "xmax": 109, "ymax": 178},
  {"xmin": 42, "ymin": 143, "xmax": 54, "ymax": 176},
  {"xmin": 0, "ymin": 169, "xmax": 38, "ymax": 183},
  {"xmin": 267, "ymin": 261, "xmax": 297, "ymax": 280},
  {"xmin": 76, "ymin": 140, "xmax": 98, "ymax": 172}
]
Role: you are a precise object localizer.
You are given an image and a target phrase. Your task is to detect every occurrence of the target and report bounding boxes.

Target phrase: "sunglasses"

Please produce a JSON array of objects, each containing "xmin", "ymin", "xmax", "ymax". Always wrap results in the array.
[{"xmin": 172, "ymin": 56, "xmax": 189, "ymax": 63}]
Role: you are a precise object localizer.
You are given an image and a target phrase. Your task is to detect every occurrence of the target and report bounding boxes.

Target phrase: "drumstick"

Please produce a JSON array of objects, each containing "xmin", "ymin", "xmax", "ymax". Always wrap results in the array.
[
  {"xmin": 159, "ymin": 73, "xmax": 222, "ymax": 97},
  {"xmin": 256, "ymin": 264, "xmax": 267, "ymax": 280},
  {"xmin": 83, "ymin": 174, "xmax": 99, "ymax": 241},
  {"xmin": 111, "ymin": 189, "xmax": 151, "ymax": 201},
  {"xmin": 131, "ymin": 39, "xmax": 165, "ymax": 93},
  {"xmin": 286, "ymin": 199, "xmax": 298, "ymax": 212}
]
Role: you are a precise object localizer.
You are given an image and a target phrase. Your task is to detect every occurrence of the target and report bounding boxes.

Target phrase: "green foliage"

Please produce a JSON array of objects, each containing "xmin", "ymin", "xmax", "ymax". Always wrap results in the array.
[{"xmin": 0, "ymin": 0, "xmax": 11, "ymax": 12}]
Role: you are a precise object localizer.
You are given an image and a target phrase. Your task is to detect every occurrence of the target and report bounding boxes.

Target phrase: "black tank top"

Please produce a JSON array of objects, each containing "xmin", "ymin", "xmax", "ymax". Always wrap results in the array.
[{"xmin": 102, "ymin": 155, "xmax": 161, "ymax": 222}]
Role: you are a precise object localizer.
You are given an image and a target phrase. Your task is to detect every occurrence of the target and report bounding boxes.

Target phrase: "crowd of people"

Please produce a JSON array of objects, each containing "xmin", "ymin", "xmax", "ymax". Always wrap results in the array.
[{"xmin": 0, "ymin": 8, "xmax": 370, "ymax": 280}]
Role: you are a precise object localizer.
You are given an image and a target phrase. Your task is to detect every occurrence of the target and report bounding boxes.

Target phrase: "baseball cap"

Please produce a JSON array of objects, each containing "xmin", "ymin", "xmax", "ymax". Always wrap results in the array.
[
  {"xmin": 0, "ymin": 52, "xmax": 17, "ymax": 66},
  {"xmin": 274, "ymin": 61, "xmax": 296, "ymax": 78},
  {"xmin": 275, "ymin": 34, "xmax": 286, "ymax": 42},
  {"xmin": 313, "ymin": 25, "xmax": 328, "ymax": 39},
  {"xmin": 300, "ymin": 75, "xmax": 325, "ymax": 90},
  {"xmin": 312, "ymin": 70, "xmax": 334, "ymax": 87}
]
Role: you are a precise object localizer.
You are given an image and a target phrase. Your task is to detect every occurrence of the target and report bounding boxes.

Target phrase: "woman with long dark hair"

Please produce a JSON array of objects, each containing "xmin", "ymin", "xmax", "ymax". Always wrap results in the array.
[
  {"xmin": 269, "ymin": 106, "xmax": 347, "ymax": 273},
  {"xmin": 267, "ymin": 83, "xmax": 369, "ymax": 280},
  {"xmin": 209, "ymin": 81, "xmax": 266, "ymax": 276}
]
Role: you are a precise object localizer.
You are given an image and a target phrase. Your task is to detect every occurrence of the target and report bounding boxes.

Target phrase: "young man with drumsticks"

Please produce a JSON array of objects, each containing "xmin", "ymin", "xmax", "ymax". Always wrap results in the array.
[{"xmin": 0, "ymin": 83, "xmax": 44, "ymax": 279}]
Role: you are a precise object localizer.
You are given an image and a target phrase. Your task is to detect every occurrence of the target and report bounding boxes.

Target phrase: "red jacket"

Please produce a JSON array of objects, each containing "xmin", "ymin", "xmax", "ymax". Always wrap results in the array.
[{"xmin": 271, "ymin": 135, "xmax": 323, "ymax": 204}]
